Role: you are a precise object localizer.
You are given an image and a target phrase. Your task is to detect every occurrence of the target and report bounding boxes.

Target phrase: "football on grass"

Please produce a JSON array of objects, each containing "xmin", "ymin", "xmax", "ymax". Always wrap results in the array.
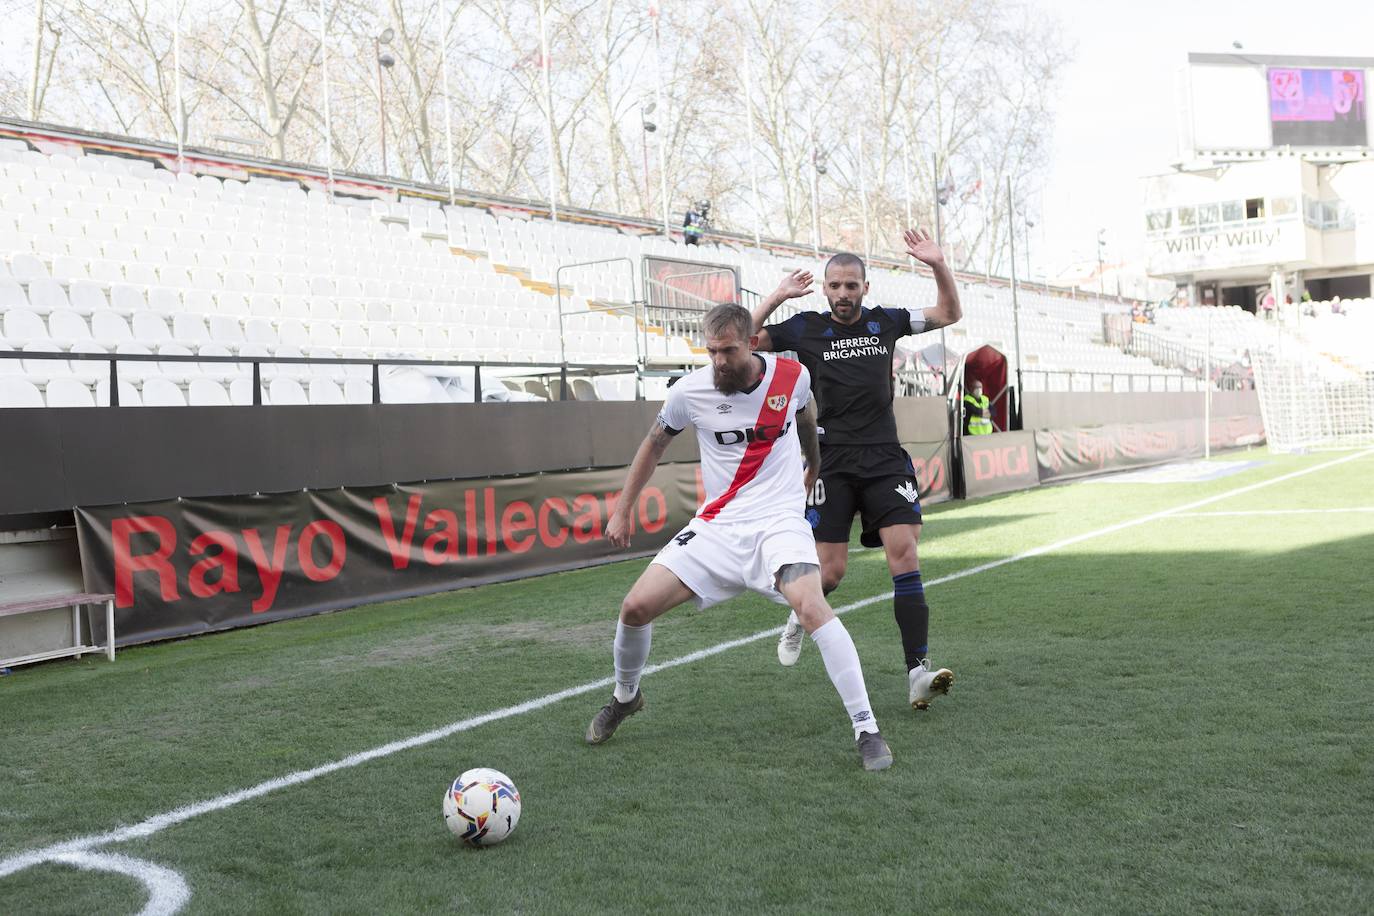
[{"xmin": 443, "ymin": 768, "xmax": 522, "ymax": 846}]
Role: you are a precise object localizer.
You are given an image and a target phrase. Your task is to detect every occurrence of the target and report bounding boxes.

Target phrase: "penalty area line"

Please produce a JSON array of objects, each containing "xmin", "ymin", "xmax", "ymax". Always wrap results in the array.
[{"xmin": 1, "ymin": 446, "xmax": 1370, "ymax": 908}]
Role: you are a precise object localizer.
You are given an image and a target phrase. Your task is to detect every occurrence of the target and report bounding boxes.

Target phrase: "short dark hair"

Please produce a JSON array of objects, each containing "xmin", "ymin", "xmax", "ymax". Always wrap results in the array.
[
  {"xmin": 703, "ymin": 302, "xmax": 752, "ymax": 342},
  {"xmin": 824, "ymin": 252, "xmax": 866, "ymax": 280}
]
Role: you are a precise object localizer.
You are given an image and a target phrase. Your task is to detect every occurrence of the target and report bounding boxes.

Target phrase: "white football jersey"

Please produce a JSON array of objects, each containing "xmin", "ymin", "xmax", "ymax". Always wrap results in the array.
[{"xmin": 657, "ymin": 353, "xmax": 812, "ymax": 526}]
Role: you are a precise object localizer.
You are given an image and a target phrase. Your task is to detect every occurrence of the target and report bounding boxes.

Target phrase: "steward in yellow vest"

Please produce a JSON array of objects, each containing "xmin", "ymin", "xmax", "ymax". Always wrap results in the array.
[{"xmin": 963, "ymin": 380, "xmax": 993, "ymax": 435}]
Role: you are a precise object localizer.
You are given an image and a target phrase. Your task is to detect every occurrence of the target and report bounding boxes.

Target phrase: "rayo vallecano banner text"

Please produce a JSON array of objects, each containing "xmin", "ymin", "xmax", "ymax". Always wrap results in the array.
[
  {"xmin": 75, "ymin": 464, "xmax": 704, "ymax": 647},
  {"xmin": 1035, "ymin": 415, "xmax": 1265, "ymax": 483}
]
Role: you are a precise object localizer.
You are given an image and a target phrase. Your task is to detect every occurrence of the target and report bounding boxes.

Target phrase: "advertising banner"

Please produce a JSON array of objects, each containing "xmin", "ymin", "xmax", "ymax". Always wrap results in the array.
[
  {"xmin": 904, "ymin": 438, "xmax": 954, "ymax": 504},
  {"xmin": 961, "ymin": 432, "xmax": 1039, "ymax": 498},
  {"xmin": 75, "ymin": 464, "xmax": 704, "ymax": 647},
  {"xmin": 1036, "ymin": 420, "xmax": 1204, "ymax": 483},
  {"xmin": 1034, "ymin": 415, "xmax": 1263, "ymax": 483}
]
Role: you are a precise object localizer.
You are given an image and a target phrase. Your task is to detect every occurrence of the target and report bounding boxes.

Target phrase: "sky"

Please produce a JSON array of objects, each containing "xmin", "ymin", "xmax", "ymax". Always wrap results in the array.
[{"xmin": 1032, "ymin": 0, "xmax": 1374, "ymax": 280}]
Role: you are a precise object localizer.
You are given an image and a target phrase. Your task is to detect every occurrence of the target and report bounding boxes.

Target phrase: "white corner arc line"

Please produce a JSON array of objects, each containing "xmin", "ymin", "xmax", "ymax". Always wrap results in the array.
[
  {"xmin": 2, "ymin": 447, "xmax": 1370, "ymax": 908},
  {"xmin": 49, "ymin": 852, "xmax": 191, "ymax": 916}
]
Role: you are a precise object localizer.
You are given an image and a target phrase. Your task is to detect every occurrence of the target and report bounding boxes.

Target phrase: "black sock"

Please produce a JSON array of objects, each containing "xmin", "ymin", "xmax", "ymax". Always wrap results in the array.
[{"xmin": 892, "ymin": 571, "xmax": 929, "ymax": 670}]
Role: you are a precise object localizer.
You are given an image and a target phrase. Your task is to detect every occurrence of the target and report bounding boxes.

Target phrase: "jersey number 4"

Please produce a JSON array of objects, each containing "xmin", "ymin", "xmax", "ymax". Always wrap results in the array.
[{"xmin": 674, "ymin": 531, "xmax": 697, "ymax": 547}]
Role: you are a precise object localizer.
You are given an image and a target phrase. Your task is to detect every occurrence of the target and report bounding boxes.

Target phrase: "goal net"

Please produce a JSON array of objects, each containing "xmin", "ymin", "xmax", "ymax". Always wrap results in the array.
[{"xmin": 1252, "ymin": 343, "xmax": 1374, "ymax": 452}]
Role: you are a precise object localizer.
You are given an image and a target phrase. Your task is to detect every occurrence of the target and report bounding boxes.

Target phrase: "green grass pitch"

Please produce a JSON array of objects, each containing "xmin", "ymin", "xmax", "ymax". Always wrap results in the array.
[{"xmin": 2, "ymin": 447, "xmax": 1372, "ymax": 914}]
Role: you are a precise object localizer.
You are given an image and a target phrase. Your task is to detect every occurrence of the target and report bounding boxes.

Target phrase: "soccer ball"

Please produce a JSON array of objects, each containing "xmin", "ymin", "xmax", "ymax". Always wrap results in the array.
[{"xmin": 443, "ymin": 767, "xmax": 522, "ymax": 846}]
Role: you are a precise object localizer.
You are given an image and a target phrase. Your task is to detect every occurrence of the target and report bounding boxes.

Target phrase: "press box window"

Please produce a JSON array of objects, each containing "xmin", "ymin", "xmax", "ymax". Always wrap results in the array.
[{"xmin": 1245, "ymin": 198, "xmax": 1264, "ymax": 219}]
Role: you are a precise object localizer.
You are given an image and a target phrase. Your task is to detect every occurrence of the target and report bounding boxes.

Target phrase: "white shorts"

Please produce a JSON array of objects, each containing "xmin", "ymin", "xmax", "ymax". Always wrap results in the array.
[{"xmin": 650, "ymin": 514, "xmax": 820, "ymax": 610}]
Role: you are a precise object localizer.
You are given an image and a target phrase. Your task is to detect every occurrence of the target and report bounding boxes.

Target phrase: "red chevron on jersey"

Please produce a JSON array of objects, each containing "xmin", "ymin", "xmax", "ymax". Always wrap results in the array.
[{"xmin": 698, "ymin": 358, "xmax": 803, "ymax": 522}]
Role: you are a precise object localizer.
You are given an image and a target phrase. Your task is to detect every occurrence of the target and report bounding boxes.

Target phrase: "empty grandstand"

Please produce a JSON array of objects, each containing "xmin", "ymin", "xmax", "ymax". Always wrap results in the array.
[{"xmin": 0, "ymin": 130, "xmax": 1200, "ymax": 411}]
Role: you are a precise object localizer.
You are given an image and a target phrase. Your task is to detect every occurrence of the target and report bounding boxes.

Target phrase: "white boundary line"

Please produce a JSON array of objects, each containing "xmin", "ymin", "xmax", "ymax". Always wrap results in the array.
[
  {"xmin": 2, "ymin": 446, "xmax": 1371, "ymax": 911},
  {"xmin": 1174, "ymin": 508, "xmax": 1374, "ymax": 517}
]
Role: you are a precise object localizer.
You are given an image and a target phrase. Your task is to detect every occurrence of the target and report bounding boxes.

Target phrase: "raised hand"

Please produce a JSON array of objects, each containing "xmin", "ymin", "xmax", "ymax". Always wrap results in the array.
[
  {"xmin": 772, "ymin": 269, "xmax": 814, "ymax": 301},
  {"xmin": 903, "ymin": 228, "xmax": 945, "ymax": 267}
]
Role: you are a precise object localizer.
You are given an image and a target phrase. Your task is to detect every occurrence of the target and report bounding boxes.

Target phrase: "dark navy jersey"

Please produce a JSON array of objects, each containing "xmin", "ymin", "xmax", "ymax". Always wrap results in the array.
[{"xmin": 764, "ymin": 305, "xmax": 928, "ymax": 446}]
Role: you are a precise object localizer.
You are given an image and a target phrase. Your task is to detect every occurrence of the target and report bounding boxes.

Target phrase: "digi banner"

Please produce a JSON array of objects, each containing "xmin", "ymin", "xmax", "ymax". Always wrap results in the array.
[
  {"xmin": 1269, "ymin": 68, "xmax": 1367, "ymax": 147},
  {"xmin": 1035, "ymin": 416, "xmax": 1265, "ymax": 484},
  {"xmin": 75, "ymin": 464, "xmax": 705, "ymax": 647},
  {"xmin": 961, "ymin": 432, "xmax": 1039, "ymax": 498}
]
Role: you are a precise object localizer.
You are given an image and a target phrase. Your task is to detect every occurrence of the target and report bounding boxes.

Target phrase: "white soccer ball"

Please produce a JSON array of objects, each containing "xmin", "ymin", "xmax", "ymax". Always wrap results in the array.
[{"xmin": 443, "ymin": 767, "xmax": 522, "ymax": 846}]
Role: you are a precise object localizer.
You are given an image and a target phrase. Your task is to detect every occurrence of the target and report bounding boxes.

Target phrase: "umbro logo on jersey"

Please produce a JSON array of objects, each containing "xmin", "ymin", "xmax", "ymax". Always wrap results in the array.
[
  {"xmin": 766, "ymin": 394, "xmax": 788, "ymax": 411},
  {"xmin": 822, "ymin": 327, "xmax": 835, "ymax": 337},
  {"xmin": 894, "ymin": 481, "xmax": 919, "ymax": 503},
  {"xmin": 716, "ymin": 403, "xmax": 732, "ymax": 413}
]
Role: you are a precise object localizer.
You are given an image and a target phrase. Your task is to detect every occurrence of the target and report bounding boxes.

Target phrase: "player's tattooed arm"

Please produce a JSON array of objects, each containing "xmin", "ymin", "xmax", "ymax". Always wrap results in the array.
[
  {"xmin": 903, "ymin": 227, "xmax": 962, "ymax": 332},
  {"xmin": 608, "ymin": 419, "xmax": 677, "ymax": 548},
  {"xmin": 797, "ymin": 400, "xmax": 820, "ymax": 496},
  {"xmin": 777, "ymin": 563, "xmax": 820, "ymax": 586},
  {"xmin": 751, "ymin": 269, "xmax": 814, "ymax": 351}
]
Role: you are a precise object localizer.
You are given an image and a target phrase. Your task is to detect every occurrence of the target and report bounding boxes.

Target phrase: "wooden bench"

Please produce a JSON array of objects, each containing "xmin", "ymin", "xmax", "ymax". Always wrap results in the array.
[{"xmin": 0, "ymin": 592, "xmax": 116, "ymax": 668}]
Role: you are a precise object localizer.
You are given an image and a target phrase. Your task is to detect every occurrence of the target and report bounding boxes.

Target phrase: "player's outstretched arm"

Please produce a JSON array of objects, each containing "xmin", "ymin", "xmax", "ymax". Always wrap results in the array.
[
  {"xmin": 607, "ymin": 419, "xmax": 676, "ymax": 548},
  {"xmin": 797, "ymin": 400, "xmax": 820, "ymax": 497},
  {"xmin": 904, "ymin": 227, "xmax": 962, "ymax": 331},
  {"xmin": 751, "ymin": 269, "xmax": 814, "ymax": 351}
]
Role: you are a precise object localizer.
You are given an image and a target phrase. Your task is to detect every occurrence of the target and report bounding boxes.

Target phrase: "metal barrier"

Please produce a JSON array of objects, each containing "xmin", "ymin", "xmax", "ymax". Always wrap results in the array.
[
  {"xmin": 1021, "ymin": 369, "xmax": 1209, "ymax": 394},
  {"xmin": 0, "ymin": 350, "xmax": 636, "ymax": 406},
  {"xmin": 554, "ymin": 256, "xmax": 642, "ymax": 398}
]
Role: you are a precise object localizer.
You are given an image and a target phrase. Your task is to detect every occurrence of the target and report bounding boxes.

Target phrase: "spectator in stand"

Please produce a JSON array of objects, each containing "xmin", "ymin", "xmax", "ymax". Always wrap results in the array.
[{"xmin": 1261, "ymin": 291, "xmax": 1276, "ymax": 320}]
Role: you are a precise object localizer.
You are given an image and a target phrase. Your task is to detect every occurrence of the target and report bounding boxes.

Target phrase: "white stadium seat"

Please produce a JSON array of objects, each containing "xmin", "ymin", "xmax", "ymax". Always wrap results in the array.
[
  {"xmin": 3, "ymin": 308, "xmax": 48, "ymax": 347},
  {"xmin": 45, "ymin": 377, "xmax": 96, "ymax": 407},
  {"xmin": 95, "ymin": 377, "xmax": 141, "ymax": 406},
  {"xmin": 142, "ymin": 377, "xmax": 187, "ymax": 407},
  {"xmin": 9, "ymin": 252, "xmax": 48, "ymax": 282},
  {"xmin": 48, "ymin": 309, "xmax": 93, "ymax": 347},
  {"xmin": 0, "ymin": 377, "xmax": 45, "ymax": 407},
  {"xmin": 268, "ymin": 377, "xmax": 308, "ymax": 405},
  {"xmin": 188, "ymin": 377, "xmax": 231, "ymax": 406}
]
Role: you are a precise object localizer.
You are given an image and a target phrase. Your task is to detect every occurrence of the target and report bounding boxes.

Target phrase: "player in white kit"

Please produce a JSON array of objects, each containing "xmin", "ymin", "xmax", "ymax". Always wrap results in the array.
[{"xmin": 584, "ymin": 304, "xmax": 893, "ymax": 771}]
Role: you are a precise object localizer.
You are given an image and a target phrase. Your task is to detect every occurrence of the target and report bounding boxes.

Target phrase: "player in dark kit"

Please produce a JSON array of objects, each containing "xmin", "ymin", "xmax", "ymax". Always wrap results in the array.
[{"xmin": 751, "ymin": 228, "xmax": 962, "ymax": 711}]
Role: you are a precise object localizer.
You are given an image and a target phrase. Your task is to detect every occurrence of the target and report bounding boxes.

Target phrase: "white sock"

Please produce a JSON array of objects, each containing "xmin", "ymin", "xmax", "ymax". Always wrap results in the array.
[
  {"xmin": 613, "ymin": 620, "xmax": 652, "ymax": 703},
  {"xmin": 811, "ymin": 618, "xmax": 879, "ymax": 737},
  {"xmin": 786, "ymin": 609, "xmax": 800, "ymax": 629}
]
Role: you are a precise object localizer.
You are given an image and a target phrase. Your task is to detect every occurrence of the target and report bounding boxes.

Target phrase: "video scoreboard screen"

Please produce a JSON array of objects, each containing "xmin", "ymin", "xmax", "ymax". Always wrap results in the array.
[{"xmin": 1268, "ymin": 68, "xmax": 1366, "ymax": 146}]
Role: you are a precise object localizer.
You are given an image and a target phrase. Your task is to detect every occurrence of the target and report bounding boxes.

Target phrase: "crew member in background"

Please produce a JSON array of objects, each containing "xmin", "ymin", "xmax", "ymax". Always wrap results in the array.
[
  {"xmin": 750, "ymin": 228, "xmax": 961, "ymax": 713},
  {"xmin": 963, "ymin": 379, "xmax": 993, "ymax": 436}
]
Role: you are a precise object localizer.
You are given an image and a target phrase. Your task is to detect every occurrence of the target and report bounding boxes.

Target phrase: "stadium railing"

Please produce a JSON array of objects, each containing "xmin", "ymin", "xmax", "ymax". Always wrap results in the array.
[{"xmin": 0, "ymin": 349, "xmax": 636, "ymax": 406}]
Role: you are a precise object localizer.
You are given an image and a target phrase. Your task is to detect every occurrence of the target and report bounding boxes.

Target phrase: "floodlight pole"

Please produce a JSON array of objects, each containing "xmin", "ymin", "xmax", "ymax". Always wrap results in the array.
[
  {"xmin": 858, "ymin": 131, "xmax": 871, "ymax": 260},
  {"xmin": 439, "ymin": 0, "xmax": 455, "ymax": 205},
  {"xmin": 173, "ymin": 0, "xmax": 185, "ymax": 170},
  {"xmin": 741, "ymin": 45, "xmax": 763, "ymax": 248},
  {"xmin": 809, "ymin": 108, "xmax": 822, "ymax": 256},
  {"xmin": 1007, "ymin": 176, "xmax": 1024, "ymax": 420},
  {"xmin": 318, "ymin": 0, "xmax": 335, "ymax": 198},
  {"xmin": 375, "ymin": 37, "xmax": 389, "ymax": 175},
  {"xmin": 933, "ymin": 152, "xmax": 947, "ymax": 388},
  {"xmin": 538, "ymin": 0, "xmax": 558, "ymax": 222},
  {"xmin": 1204, "ymin": 304, "xmax": 1212, "ymax": 460},
  {"xmin": 652, "ymin": 9, "xmax": 670, "ymax": 237},
  {"xmin": 27, "ymin": 0, "xmax": 44, "ymax": 120}
]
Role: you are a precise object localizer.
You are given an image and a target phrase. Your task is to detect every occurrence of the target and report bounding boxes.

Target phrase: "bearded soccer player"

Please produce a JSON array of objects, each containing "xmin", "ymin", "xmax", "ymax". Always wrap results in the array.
[
  {"xmin": 751, "ymin": 228, "xmax": 962, "ymax": 711},
  {"xmin": 585, "ymin": 303, "xmax": 893, "ymax": 771}
]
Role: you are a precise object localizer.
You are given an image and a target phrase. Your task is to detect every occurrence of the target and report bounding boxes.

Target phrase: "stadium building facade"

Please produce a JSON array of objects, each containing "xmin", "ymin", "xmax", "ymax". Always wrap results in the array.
[{"xmin": 1144, "ymin": 53, "xmax": 1374, "ymax": 311}]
